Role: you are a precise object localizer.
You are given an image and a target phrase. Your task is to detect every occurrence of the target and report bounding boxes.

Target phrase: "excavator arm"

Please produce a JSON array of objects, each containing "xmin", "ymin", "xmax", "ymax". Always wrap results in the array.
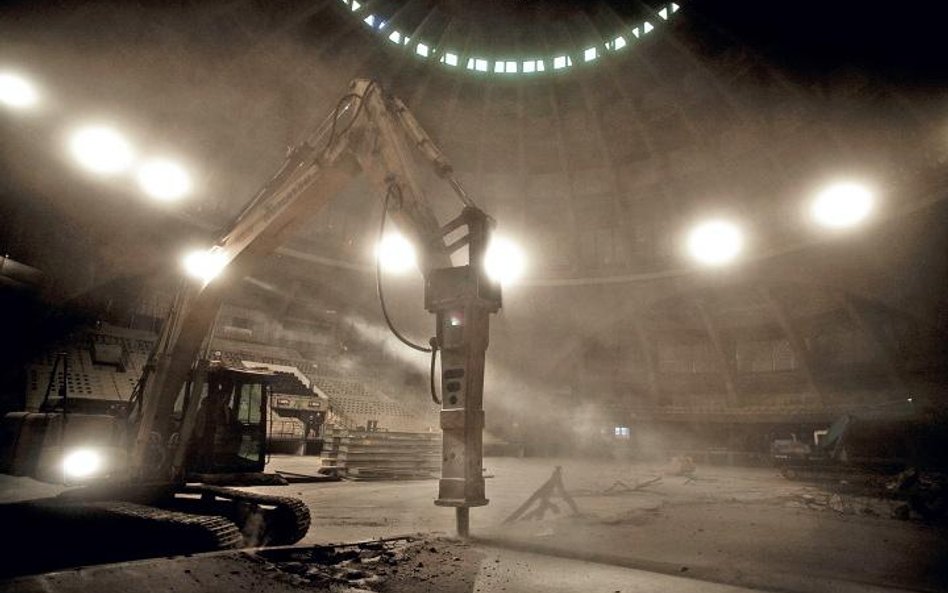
[{"xmin": 130, "ymin": 79, "xmax": 500, "ymax": 530}]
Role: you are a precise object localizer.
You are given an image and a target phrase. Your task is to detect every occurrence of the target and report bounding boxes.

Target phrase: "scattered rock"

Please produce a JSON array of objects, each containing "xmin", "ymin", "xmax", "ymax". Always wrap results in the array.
[
  {"xmin": 892, "ymin": 503, "xmax": 911, "ymax": 520},
  {"xmin": 828, "ymin": 494, "xmax": 846, "ymax": 513}
]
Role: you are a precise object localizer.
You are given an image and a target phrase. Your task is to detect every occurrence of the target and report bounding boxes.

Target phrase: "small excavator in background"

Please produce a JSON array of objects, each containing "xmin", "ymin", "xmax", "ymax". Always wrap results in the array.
[
  {"xmin": 0, "ymin": 78, "xmax": 501, "ymax": 574},
  {"xmin": 771, "ymin": 406, "xmax": 948, "ymax": 520}
]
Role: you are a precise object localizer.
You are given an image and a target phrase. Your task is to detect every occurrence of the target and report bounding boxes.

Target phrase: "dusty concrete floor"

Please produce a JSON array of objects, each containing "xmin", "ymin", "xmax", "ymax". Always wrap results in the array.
[
  {"xmin": 1, "ymin": 456, "xmax": 946, "ymax": 592},
  {"xmin": 250, "ymin": 455, "xmax": 948, "ymax": 592},
  {"xmin": 4, "ymin": 537, "xmax": 770, "ymax": 593}
]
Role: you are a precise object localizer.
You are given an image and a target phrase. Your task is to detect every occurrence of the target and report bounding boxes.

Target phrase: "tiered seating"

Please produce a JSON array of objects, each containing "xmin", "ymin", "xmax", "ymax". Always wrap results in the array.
[
  {"xmin": 216, "ymin": 348, "xmax": 433, "ymax": 432},
  {"xmin": 25, "ymin": 324, "xmax": 436, "ymax": 437},
  {"xmin": 26, "ymin": 345, "xmax": 140, "ymax": 409},
  {"xmin": 310, "ymin": 375, "xmax": 433, "ymax": 432}
]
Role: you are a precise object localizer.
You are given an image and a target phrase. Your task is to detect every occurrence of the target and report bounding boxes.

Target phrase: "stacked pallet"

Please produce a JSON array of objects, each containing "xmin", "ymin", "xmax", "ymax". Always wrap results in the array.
[{"xmin": 321, "ymin": 429, "xmax": 441, "ymax": 480}]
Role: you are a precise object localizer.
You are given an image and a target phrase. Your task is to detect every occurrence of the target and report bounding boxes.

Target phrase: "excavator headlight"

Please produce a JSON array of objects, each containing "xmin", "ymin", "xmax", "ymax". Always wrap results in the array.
[{"xmin": 62, "ymin": 448, "xmax": 103, "ymax": 480}]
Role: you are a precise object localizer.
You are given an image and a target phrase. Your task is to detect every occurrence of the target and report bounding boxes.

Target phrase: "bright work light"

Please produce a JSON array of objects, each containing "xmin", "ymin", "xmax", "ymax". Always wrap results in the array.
[
  {"xmin": 0, "ymin": 71, "xmax": 39, "ymax": 109},
  {"xmin": 137, "ymin": 158, "xmax": 192, "ymax": 201},
  {"xmin": 376, "ymin": 232, "xmax": 417, "ymax": 275},
  {"xmin": 183, "ymin": 248, "xmax": 227, "ymax": 284},
  {"xmin": 484, "ymin": 236, "xmax": 526, "ymax": 285},
  {"xmin": 687, "ymin": 219, "xmax": 744, "ymax": 266},
  {"xmin": 811, "ymin": 181, "xmax": 873, "ymax": 229},
  {"xmin": 69, "ymin": 125, "xmax": 135, "ymax": 175}
]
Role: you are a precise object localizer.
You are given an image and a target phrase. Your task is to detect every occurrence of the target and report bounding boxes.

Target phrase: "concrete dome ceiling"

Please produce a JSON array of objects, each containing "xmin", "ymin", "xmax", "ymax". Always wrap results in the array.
[
  {"xmin": 0, "ymin": 0, "xmax": 946, "ymax": 427},
  {"xmin": 0, "ymin": 0, "xmax": 945, "ymax": 315}
]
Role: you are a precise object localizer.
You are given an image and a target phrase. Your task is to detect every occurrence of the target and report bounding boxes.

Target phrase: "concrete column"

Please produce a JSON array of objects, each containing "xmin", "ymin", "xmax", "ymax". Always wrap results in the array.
[
  {"xmin": 632, "ymin": 315, "xmax": 662, "ymax": 406},
  {"xmin": 759, "ymin": 287, "xmax": 825, "ymax": 407},
  {"xmin": 837, "ymin": 291, "xmax": 906, "ymax": 392},
  {"xmin": 695, "ymin": 299, "xmax": 740, "ymax": 408}
]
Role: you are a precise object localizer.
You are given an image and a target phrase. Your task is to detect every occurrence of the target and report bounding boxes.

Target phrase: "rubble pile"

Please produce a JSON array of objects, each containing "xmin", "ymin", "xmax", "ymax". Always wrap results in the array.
[{"xmin": 257, "ymin": 536, "xmax": 479, "ymax": 592}]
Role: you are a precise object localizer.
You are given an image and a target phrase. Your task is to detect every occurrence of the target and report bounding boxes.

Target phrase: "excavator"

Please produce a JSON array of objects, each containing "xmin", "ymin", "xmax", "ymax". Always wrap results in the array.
[{"xmin": 0, "ymin": 79, "xmax": 501, "ymax": 571}]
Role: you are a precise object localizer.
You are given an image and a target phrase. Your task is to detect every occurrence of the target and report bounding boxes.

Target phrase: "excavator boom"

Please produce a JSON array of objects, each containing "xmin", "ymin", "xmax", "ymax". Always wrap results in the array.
[{"xmin": 128, "ymin": 79, "xmax": 500, "ymax": 531}]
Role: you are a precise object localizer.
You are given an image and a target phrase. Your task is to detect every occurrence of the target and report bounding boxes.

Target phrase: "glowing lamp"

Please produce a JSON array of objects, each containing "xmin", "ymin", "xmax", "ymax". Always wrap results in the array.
[
  {"xmin": 687, "ymin": 219, "xmax": 744, "ymax": 266},
  {"xmin": 484, "ymin": 236, "xmax": 525, "ymax": 285},
  {"xmin": 69, "ymin": 125, "xmax": 134, "ymax": 175},
  {"xmin": 137, "ymin": 158, "xmax": 192, "ymax": 201},
  {"xmin": 183, "ymin": 248, "xmax": 227, "ymax": 284},
  {"xmin": 376, "ymin": 232, "xmax": 417, "ymax": 275},
  {"xmin": 811, "ymin": 182, "xmax": 873, "ymax": 229}
]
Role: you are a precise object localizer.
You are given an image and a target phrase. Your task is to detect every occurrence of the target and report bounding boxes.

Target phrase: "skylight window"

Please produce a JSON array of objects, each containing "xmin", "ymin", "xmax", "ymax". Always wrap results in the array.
[{"xmin": 340, "ymin": 0, "xmax": 680, "ymax": 77}]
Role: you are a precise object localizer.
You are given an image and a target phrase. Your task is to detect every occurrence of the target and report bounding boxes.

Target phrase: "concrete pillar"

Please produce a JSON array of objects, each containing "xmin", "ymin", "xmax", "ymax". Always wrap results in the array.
[
  {"xmin": 695, "ymin": 299, "xmax": 740, "ymax": 408},
  {"xmin": 632, "ymin": 315, "xmax": 662, "ymax": 406},
  {"xmin": 837, "ymin": 291, "xmax": 906, "ymax": 392},
  {"xmin": 760, "ymin": 286, "xmax": 825, "ymax": 407}
]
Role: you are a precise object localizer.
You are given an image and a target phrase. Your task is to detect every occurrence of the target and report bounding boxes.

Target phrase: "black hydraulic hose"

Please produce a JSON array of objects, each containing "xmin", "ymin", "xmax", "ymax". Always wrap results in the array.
[
  {"xmin": 375, "ymin": 184, "xmax": 432, "ymax": 354},
  {"xmin": 375, "ymin": 183, "xmax": 443, "ymax": 406},
  {"xmin": 429, "ymin": 339, "xmax": 441, "ymax": 405},
  {"xmin": 325, "ymin": 81, "xmax": 377, "ymax": 152}
]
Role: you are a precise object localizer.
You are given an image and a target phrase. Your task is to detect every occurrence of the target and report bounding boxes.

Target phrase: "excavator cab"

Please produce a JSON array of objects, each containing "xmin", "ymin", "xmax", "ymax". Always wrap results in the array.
[
  {"xmin": 0, "ymin": 363, "xmax": 273, "ymax": 485},
  {"xmin": 182, "ymin": 366, "xmax": 272, "ymax": 477}
]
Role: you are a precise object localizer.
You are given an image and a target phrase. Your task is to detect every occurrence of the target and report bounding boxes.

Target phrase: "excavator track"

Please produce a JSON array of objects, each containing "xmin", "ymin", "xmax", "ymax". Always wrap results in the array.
[
  {"xmin": 55, "ymin": 481, "xmax": 311, "ymax": 547},
  {"xmin": 178, "ymin": 484, "xmax": 312, "ymax": 546},
  {"xmin": 0, "ymin": 498, "xmax": 243, "ymax": 577},
  {"xmin": 87, "ymin": 500, "xmax": 245, "ymax": 549}
]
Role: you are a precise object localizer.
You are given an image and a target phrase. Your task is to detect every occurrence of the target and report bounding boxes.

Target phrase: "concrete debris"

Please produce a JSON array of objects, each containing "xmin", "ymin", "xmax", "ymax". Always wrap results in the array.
[
  {"xmin": 257, "ymin": 536, "xmax": 483, "ymax": 592},
  {"xmin": 892, "ymin": 503, "xmax": 912, "ymax": 521},
  {"xmin": 602, "ymin": 476, "xmax": 662, "ymax": 494},
  {"xmin": 793, "ymin": 491, "xmax": 887, "ymax": 517},
  {"xmin": 828, "ymin": 494, "xmax": 845, "ymax": 513},
  {"xmin": 668, "ymin": 456, "xmax": 696, "ymax": 477},
  {"xmin": 258, "ymin": 537, "xmax": 417, "ymax": 589}
]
